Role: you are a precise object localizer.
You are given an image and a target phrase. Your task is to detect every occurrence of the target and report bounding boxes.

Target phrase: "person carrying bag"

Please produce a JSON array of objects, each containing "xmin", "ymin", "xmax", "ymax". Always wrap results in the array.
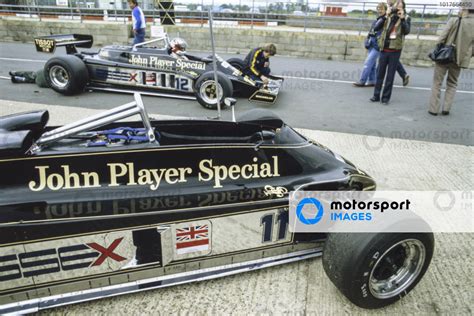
[
  {"xmin": 428, "ymin": 9, "xmax": 474, "ymax": 116},
  {"xmin": 428, "ymin": 18, "xmax": 462, "ymax": 64}
]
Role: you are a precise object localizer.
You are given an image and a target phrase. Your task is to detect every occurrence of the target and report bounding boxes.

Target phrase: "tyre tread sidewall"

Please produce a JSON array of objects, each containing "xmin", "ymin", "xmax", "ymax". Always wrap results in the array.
[
  {"xmin": 323, "ymin": 232, "xmax": 434, "ymax": 309},
  {"xmin": 44, "ymin": 56, "xmax": 89, "ymax": 95}
]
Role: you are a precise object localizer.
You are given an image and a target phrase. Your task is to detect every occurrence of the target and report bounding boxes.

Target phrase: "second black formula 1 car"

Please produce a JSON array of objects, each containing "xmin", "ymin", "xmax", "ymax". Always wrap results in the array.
[{"xmin": 34, "ymin": 34, "xmax": 283, "ymax": 109}]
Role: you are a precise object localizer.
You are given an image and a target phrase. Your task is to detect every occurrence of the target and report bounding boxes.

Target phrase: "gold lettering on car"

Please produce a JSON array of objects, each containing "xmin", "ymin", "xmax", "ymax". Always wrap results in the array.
[
  {"xmin": 176, "ymin": 59, "xmax": 206, "ymax": 71},
  {"xmin": 263, "ymin": 185, "xmax": 288, "ymax": 198},
  {"xmin": 129, "ymin": 55, "xmax": 175, "ymax": 70},
  {"xmin": 29, "ymin": 165, "xmax": 101, "ymax": 191},
  {"xmin": 28, "ymin": 157, "xmax": 281, "ymax": 191},
  {"xmin": 35, "ymin": 39, "xmax": 55, "ymax": 52}
]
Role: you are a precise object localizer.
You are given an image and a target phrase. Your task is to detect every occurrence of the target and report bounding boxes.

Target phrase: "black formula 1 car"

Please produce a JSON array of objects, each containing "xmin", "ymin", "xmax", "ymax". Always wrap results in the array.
[
  {"xmin": 0, "ymin": 95, "xmax": 433, "ymax": 313},
  {"xmin": 34, "ymin": 34, "xmax": 283, "ymax": 109}
]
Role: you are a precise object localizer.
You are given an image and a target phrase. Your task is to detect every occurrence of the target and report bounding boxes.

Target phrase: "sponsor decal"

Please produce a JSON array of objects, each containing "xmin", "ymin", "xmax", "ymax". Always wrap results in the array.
[
  {"xmin": 254, "ymin": 94, "xmax": 275, "ymax": 101},
  {"xmin": 96, "ymin": 67, "xmax": 191, "ymax": 91},
  {"xmin": 129, "ymin": 54, "xmax": 174, "ymax": 70},
  {"xmin": 128, "ymin": 55, "xmax": 205, "ymax": 71},
  {"xmin": 0, "ymin": 228, "xmax": 173, "ymax": 292},
  {"xmin": 28, "ymin": 156, "xmax": 280, "ymax": 192},
  {"xmin": 35, "ymin": 39, "xmax": 55, "ymax": 52},
  {"xmin": 129, "ymin": 72, "xmax": 138, "ymax": 82},
  {"xmin": 176, "ymin": 59, "xmax": 206, "ymax": 71},
  {"xmin": 145, "ymin": 72, "xmax": 157, "ymax": 85},
  {"xmin": 0, "ymin": 237, "xmax": 126, "ymax": 283},
  {"xmin": 87, "ymin": 237, "xmax": 127, "ymax": 266},
  {"xmin": 249, "ymin": 90, "xmax": 277, "ymax": 103},
  {"xmin": 183, "ymin": 70, "xmax": 199, "ymax": 77},
  {"xmin": 264, "ymin": 185, "xmax": 288, "ymax": 198}
]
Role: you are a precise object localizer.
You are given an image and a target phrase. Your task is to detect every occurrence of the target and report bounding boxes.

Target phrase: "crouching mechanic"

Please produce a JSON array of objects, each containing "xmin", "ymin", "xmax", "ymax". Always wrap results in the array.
[
  {"xmin": 243, "ymin": 44, "xmax": 277, "ymax": 84},
  {"xmin": 168, "ymin": 38, "xmax": 188, "ymax": 60}
]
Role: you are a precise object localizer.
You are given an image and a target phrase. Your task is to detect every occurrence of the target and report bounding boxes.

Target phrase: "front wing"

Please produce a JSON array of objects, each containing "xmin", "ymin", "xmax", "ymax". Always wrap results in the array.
[{"xmin": 248, "ymin": 77, "xmax": 284, "ymax": 104}]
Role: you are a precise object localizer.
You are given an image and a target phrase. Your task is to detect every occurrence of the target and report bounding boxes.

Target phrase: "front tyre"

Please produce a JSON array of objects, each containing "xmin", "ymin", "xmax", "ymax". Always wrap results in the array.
[
  {"xmin": 44, "ymin": 56, "xmax": 89, "ymax": 95},
  {"xmin": 194, "ymin": 71, "xmax": 233, "ymax": 110},
  {"xmin": 322, "ymin": 232, "xmax": 434, "ymax": 309}
]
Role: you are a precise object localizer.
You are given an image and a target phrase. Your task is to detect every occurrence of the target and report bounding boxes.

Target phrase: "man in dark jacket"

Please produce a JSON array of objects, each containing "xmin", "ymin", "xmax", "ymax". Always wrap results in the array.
[
  {"xmin": 243, "ymin": 43, "xmax": 277, "ymax": 84},
  {"xmin": 370, "ymin": 0, "xmax": 410, "ymax": 104}
]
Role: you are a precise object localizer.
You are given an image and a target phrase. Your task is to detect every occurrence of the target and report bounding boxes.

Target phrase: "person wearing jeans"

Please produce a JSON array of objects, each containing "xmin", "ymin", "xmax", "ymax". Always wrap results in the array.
[
  {"xmin": 129, "ymin": 0, "xmax": 146, "ymax": 45},
  {"xmin": 354, "ymin": 2, "xmax": 387, "ymax": 87},
  {"xmin": 386, "ymin": 0, "xmax": 410, "ymax": 86},
  {"xmin": 371, "ymin": 0, "xmax": 410, "ymax": 105}
]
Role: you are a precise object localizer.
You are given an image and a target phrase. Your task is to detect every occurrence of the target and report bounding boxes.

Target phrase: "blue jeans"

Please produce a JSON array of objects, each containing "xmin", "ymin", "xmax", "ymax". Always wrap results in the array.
[
  {"xmin": 374, "ymin": 50, "xmax": 401, "ymax": 102},
  {"xmin": 133, "ymin": 28, "xmax": 146, "ymax": 45},
  {"xmin": 360, "ymin": 47, "xmax": 380, "ymax": 84}
]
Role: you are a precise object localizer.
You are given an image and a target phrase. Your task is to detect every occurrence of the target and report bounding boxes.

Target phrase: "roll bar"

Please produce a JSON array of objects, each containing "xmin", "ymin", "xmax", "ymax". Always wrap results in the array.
[
  {"xmin": 132, "ymin": 35, "xmax": 170, "ymax": 51},
  {"xmin": 31, "ymin": 93, "xmax": 155, "ymax": 153}
]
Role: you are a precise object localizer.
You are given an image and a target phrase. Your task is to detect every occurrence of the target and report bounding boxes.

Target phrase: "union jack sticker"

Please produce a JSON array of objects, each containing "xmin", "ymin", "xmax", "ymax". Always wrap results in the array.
[{"xmin": 172, "ymin": 221, "xmax": 212, "ymax": 258}]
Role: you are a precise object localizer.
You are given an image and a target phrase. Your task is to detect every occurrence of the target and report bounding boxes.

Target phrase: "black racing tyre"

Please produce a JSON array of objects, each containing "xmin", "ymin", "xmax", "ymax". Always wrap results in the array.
[
  {"xmin": 227, "ymin": 58, "xmax": 246, "ymax": 71},
  {"xmin": 35, "ymin": 69, "xmax": 49, "ymax": 88},
  {"xmin": 322, "ymin": 232, "xmax": 434, "ymax": 309},
  {"xmin": 194, "ymin": 71, "xmax": 233, "ymax": 110},
  {"xmin": 44, "ymin": 55, "xmax": 89, "ymax": 95}
]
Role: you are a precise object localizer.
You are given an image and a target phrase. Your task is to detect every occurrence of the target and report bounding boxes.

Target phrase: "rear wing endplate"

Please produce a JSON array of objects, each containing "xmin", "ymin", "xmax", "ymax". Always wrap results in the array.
[{"xmin": 34, "ymin": 34, "xmax": 93, "ymax": 54}]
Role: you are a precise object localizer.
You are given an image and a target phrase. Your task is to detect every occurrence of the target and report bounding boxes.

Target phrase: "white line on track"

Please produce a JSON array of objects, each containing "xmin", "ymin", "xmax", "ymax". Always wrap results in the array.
[
  {"xmin": 0, "ymin": 57, "xmax": 46, "ymax": 63},
  {"xmin": 1, "ymin": 57, "xmax": 472, "ymax": 94},
  {"xmin": 281, "ymin": 75, "xmax": 474, "ymax": 94}
]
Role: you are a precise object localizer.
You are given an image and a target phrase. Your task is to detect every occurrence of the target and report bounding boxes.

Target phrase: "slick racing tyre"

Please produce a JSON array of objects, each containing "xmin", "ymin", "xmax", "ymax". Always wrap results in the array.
[
  {"xmin": 227, "ymin": 58, "xmax": 246, "ymax": 71},
  {"xmin": 322, "ymin": 232, "xmax": 434, "ymax": 309},
  {"xmin": 194, "ymin": 71, "xmax": 233, "ymax": 110},
  {"xmin": 44, "ymin": 56, "xmax": 89, "ymax": 95}
]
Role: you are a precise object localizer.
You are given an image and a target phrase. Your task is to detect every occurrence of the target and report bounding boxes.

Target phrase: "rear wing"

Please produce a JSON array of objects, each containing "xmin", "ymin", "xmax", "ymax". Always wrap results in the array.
[{"xmin": 34, "ymin": 34, "xmax": 93, "ymax": 54}]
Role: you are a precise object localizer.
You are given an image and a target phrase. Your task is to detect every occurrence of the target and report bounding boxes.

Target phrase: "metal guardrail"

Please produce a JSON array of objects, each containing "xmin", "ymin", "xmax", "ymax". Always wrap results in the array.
[{"xmin": 0, "ymin": 2, "xmax": 456, "ymax": 37}]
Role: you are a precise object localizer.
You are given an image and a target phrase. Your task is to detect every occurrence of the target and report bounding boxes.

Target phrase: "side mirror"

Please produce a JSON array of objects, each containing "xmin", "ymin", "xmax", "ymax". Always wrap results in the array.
[{"xmin": 224, "ymin": 98, "xmax": 237, "ymax": 122}]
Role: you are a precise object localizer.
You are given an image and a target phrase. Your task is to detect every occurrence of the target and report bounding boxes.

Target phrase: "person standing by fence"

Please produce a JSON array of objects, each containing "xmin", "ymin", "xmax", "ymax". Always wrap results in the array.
[
  {"xmin": 428, "ymin": 9, "xmax": 473, "ymax": 116},
  {"xmin": 129, "ymin": 0, "xmax": 146, "ymax": 45}
]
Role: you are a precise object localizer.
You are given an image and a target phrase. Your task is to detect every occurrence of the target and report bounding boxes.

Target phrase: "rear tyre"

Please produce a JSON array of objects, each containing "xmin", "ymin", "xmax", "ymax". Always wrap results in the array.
[
  {"xmin": 322, "ymin": 232, "xmax": 434, "ymax": 309},
  {"xmin": 194, "ymin": 71, "xmax": 233, "ymax": 110},
  {"xmin": 44, "ymin": 56, "xmax": 89, "ymax": 95},
  {"xmin": 227, "ymin": 58, "xmax": 246, "ymax": 71}
]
